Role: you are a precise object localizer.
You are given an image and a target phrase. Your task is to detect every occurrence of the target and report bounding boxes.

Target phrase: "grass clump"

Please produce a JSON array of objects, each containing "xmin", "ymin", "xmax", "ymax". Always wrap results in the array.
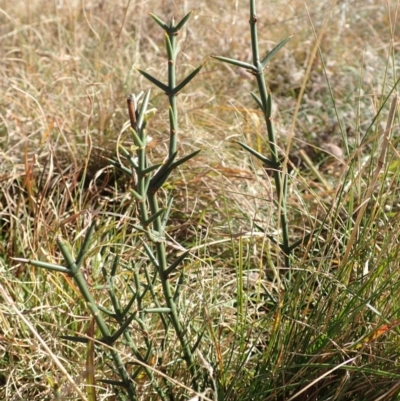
[{"xmin": 1, "ymin": 0, "xmax": 400, "ymax": 400}]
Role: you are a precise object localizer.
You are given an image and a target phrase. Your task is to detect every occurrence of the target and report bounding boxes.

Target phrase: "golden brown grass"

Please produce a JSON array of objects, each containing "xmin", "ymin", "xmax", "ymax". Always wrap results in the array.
[{"xmin": 1, "ymin": 0, "xmax": 400, "ymax": 400}]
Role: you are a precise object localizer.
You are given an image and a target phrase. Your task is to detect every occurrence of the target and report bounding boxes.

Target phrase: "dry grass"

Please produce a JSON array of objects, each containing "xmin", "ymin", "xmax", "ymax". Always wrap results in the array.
[{"xmin": 1, "ymin": 0, "xmax": 400, "ymax": 400}]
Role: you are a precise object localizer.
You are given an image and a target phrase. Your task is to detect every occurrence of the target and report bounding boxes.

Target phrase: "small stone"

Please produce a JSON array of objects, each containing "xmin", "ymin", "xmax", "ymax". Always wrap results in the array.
[{"xmin": 321, "ymin": 143, "xmax": 344, "ymax": 160}]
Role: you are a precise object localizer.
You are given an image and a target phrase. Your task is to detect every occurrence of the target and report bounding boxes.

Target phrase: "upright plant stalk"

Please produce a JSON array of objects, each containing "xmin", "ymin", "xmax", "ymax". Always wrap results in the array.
[
  {"xmin": 123, "ymin": 91, "xmax": 199, "ymax": 389},
  {"xmin": 213, "ymin": 0, "xmax": 293, "ymax": 270},
  {"xmin": 17, "ymin": 12, "xmax": 203, "ymax": 398},
  {"xmin": 17, "ymin": 225, "xmax": 138, "ymax": 399},
  {"xmin": 139, "ymin": 12, "xmax": 201, "ymax": 158},
  {"xmin": 167, "ymin": 17, "xmax": 178, "ymax": 155},
  {"xmin": 134, "ymin": 11, "xmax": 204, "ymax": 390}
]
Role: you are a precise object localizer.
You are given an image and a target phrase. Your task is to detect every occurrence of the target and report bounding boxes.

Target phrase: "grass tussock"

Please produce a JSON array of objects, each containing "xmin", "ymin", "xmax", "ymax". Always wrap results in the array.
[{"xmin": 1, "ymin": 0, "xmax": 400, "ymax": 400}]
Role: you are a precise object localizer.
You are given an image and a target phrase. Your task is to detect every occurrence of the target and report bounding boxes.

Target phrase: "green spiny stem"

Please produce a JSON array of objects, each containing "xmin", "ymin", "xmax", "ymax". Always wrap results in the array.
[
  {"xmin": 167, "ymin": 29, "xmax": 178, "ymax": 155},
  {"xmin": 249, "ymin": 0, "xmax": 291, "ymax": 269},
  {"xmin": 56, "ymin": 237, "xmax": 137, "ymax": 399},
  {"xmin": 132, "ymin": 12, "xmax": 200, "ymax": 393},
  {"xmin": 122, "ymin": 329, "xmax": 168, "ymax": 401},
  {"xmin": 127, "ymin": 94, "xmax": 150, "ymax": 227},
  {"xmin": 141, "ymin": 14, "xmax": 202, "ymax": 158},
  {"xmin": 106, "ymin": 271, "xmax": 167, "ymax": 401},
  {"xmin": 130, "ymin": 123, "xmax": 198, "ymax": 388},
  {"xmin": 266, "ymin": 92, "xmax": 290, "ymax": 267},
  {"xmin": 147, "ymin": 193, "xmax": 198, "ymax": 389},
  {"xmin": 249, "ymin": 0, "xmax": 260, "ymax": 66},
  {"xmin": 142, "ymin": 262, "xmax": 169, "ymax": 331},
  {"xmin": 158, "ymin": 17, "xmax": 198, "ymax": 387}
]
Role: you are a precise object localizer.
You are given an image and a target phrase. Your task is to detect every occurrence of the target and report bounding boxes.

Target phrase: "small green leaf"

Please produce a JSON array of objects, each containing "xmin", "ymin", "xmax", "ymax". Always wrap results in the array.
[
  {"xmin": 142, "ymin": 242, "xmax": 159, "ymax": 269},
  {"xmin": 212, "ymin": 55, "xmax": 256, "ymax": 72},
  {"xmin": 265, "ymin": 234, "xmax": 280, "ymax": 246},
  {"xmin": 190, "ymin": 330, "xmax": 205, "ymax": 354},
  {"xmin": 172, "ymin": 64, "xmax": 204, "ymax": 95},
  {"xmin": 170, "ymin": 149, "xmax": 201, "ymax": 169},
  {"xmin": 130, "ymin": 188, "xmax": 143, "ymax": 201},
  {"xmin": 120, "ymin": 295, "xmax": 137, "ymax": 320},
  {"xmin": 107, "ymin": 287, "xmax": 121, "ymax": 320},
  {"xmin": 107, "ymin": 311, "xmax": 137, "ymax": 344},
  {"xmin": 250, "ymin": 92, "xmax": 265, "ymax": 111},
  {"xmin": 149, "ymin": 172, "xmax": 170, "ymax": 192},
  {"xmin": 143, "ymin": 345, "xmax": 154, "ymax": 364},
  {"xmin": 150, "ymin": 13, "xmax": 168, "ymax": 30},
  {"xmin": 164, "ymin": 250, "xmax": 190, "ymax": 277},
  {"xmin": 57, "ymin": 237, "xmax": 77, "ymax": 272},
  {"xmin": 97, "ymin": 305, "xmax": 116, "ymax": 317},
  {"xmin": 76, "ymin": 222, "xmax": 96, "ymax": 269},
  {"xmin": 131, "ymin": 224, "xmax": 147, "ymax": 234},
  {"xmin": 137, "ymin": 89, "xmax": 151, "ymax": 129},
  {"xmin": 260, "ymin": 36, "xmax": 292, "ymax": 70},
  {"xmin": 16, "ymin": 258, "xmax": 70, "ymax": 274},
  {"xmin": 140, "ymin": 163, "xmax": 162, "ymax": 175},
  {"xmin": 107, "ymin": 158, "xmax": 133, "ymax": 177},
  {"xmin": 120, "ymin": 145, "xmax": 139, "ymax": 166},
  {"xmin": 127, "ymin": 155, "xmax": 139, "ymax": 170},
  {"xmin": 165, "ymin": 33, "xmax": 175, "ymax": 61},
  {"xmin": 149, "ymin": 149, "xmax": 200, "ymax": 192},
  {"xmin": 143, "ymin": 174, "xmax": 151, "ymax": 193},
  {"xmin": 161, "ymin": 197, "xmax": 173, "ymax": 229},
  {"xmin": 144, "ymin": 208, "xmax": 165, "ymax": 226},
  {"xmin": 173, "ymin": 271, "xmax": 185, "ymax": 302},
  {"xmin": 264, "ymin": 234, "xmax": 289, "ymax": 255},
  {"xmin": 237, "ymin": 141, "xmax": 279, "ymax": 169},
  {"xmin": 137, "ymin": 69, "xmax": 169, "ymax": 93},
  {"xmin": 175, "ymin": 11, "xmax": 192, "ymax": 31},
  {"xmin": 149, "ymin": 153, "xmax": 178, "ymax": 191}
]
